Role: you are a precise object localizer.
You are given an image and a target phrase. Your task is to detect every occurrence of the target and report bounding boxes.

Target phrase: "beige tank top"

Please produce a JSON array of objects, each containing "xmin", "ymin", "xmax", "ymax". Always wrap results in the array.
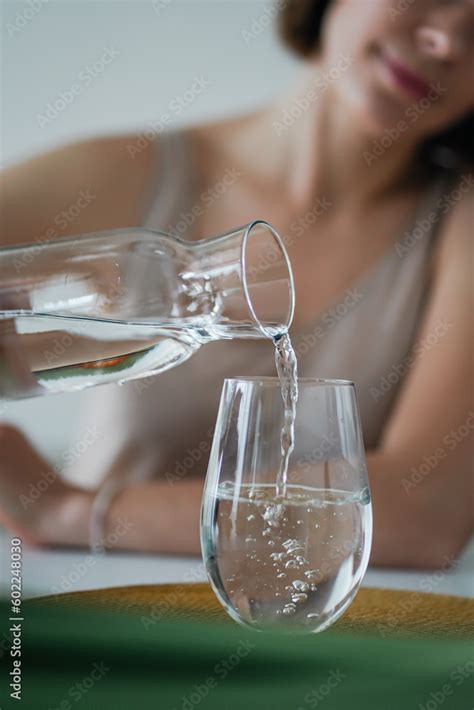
[{"xmin": 69, "ymin": 131, "xmax": 452, "ymax": 486}]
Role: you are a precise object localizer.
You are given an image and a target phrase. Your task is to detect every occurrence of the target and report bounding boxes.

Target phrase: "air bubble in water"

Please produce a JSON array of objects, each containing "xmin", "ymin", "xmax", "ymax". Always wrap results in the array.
[
  {"xmin": 296, "ymin": 556, "xmax": 307, "ymax": 565},
  {"xmin": 270, "ymin": 552, "xmax": 286, "ymax": 562},
  {"xmin": 245, "ymin": 536, "xmax": 256, "ymax": 543},
  {"xmin": 292, "ymin": 580, "xmax": 309, "ymax": 592},
  {"xmin": 268, "ymin": 540, "xmax": 275, "ymax": 547},
  {"xmin": 304, "ymin": 569, "xmax": 318, "ymax": 579},
  {"xmin": 263, "ymin": 504, "xmax": 284, "ymax": 527},
  {"xmin": 284, "ymin": 539, "xmax": 305, "ymax": 555},
  {"xmin": 247, "ymin": 514, "xmax": 255, "ymax": 521},
  {"xmin": 285, "ymin": 560, "xmax": 298, "ymax": 569},
  {"xmin": 277, "ymin": 573, "xmax": 286, "ymax": 579},
  {"xmin": 291, "ymin": 593, "xmax": 307, "ymax": 604},
  {"xmin": 282, "ymin": 604, "xmax": 296, "ymax": 615},
  {"xmin": 307, "ymin": 613, "xmax": 318, "ymax": 619}
]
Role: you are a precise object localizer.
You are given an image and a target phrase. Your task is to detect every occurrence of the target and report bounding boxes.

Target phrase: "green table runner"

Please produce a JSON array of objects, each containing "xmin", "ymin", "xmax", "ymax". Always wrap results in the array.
[{"xmin": 1, "ymin": 597, "xmax": 473, "ymax": 710}]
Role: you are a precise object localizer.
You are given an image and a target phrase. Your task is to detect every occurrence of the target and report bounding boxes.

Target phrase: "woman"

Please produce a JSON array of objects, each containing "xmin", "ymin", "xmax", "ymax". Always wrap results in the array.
[{"xmin": 0, "ymin": 0, "xmax": 472, "ymax": 567}]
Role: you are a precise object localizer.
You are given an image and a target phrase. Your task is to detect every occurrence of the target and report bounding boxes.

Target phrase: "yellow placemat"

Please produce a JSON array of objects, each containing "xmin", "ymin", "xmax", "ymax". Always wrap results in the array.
[{"xmin": 34, "ymin": 583, "xmax": 474, "ymax": 640}]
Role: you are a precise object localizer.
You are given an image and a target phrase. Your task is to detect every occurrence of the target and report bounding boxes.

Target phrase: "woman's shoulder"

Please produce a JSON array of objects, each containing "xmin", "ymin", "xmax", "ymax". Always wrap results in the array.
[
  {"xmin": 0, "ymin": 133, "xmax": 157, "ymax": 244},
  {"xmin": 436, "ymin": 170, "xmax": 473, "ymax": 246},
  {"xmin": 4, "ymin": 132, "xmax": 155, "ymax": 185},
  {"xmin": 185, "ymin": 110, "xmax": 265, "ymax": 173},
  {"xmin": 429, "ymin": 168, "xmax": 473, "ymax": 280},
  {"xmin": 188, "ymin": 111, "xmax": 256, "ymax": 145},
  {"xmin": 45, "ymin": 133, "xmax": 157, "ymax": 216}
]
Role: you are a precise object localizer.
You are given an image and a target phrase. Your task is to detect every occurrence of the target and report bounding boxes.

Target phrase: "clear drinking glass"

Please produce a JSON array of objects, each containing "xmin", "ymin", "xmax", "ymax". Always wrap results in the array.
[
  {"xmin": 201, "ymin": 378, "xmax": 372, "ymax": 634},
  {"xmin": 0, "ymin": 220, "xmax": 293, "ymax": 399}
]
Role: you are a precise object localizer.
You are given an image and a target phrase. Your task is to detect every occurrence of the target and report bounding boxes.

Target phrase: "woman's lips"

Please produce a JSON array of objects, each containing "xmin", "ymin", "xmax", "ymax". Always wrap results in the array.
[{"xmin": 380, "ymin": 52, "xmax": 433, "ymax": 100}]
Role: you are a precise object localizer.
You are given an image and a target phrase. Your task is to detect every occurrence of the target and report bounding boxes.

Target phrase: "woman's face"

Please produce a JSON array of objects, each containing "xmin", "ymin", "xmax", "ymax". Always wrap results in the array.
[{"xmin": 320, "ymin": 0, "xmax": 474, "ymax": 138}]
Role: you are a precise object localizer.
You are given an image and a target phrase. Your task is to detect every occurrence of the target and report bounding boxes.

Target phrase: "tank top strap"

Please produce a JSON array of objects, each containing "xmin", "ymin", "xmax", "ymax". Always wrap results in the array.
[
  {"xmin": 423, "ymin": 170, "xmax": 460, "ymax": 255},
  {"xmin": 139, "ymin": 130, "xmax": 195, "ymax": 236}
]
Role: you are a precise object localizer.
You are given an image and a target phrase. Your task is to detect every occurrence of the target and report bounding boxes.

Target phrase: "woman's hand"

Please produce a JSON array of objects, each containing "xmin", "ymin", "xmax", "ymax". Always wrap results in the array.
[
  {"xmin": 104, "ymin": 477, "xmax": 204, "ymax": 555},
  {"xmin": 0, "ymin": 424, "xmax": 93, "ymax": 547},
  {"xmin": 0, "ymin": 421, "xmax": 203, "ymax": 555}
]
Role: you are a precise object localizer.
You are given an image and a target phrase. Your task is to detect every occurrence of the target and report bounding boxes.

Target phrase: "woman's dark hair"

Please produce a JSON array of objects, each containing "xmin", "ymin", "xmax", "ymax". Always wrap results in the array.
[{"xmin": 278, "ymin": 0, "xmax": 474, "ymax": 170}]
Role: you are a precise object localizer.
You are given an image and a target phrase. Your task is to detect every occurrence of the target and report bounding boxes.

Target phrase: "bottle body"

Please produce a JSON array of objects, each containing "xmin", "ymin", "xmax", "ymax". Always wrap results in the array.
[
  {"xmin": 0, "ymin": 222, "xmax": 294, "ymax": 400},
  {"xmin": 2, "ymin": 313, "xmax": 204, "ymax": 398}
]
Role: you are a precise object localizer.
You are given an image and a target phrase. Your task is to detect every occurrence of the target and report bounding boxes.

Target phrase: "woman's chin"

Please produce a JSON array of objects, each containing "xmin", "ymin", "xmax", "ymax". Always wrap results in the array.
[
  {"xmin": 355, "ymin": 88, "xmax": 417, "ymax": 144},
  {"xmin": 336, "ymin": 74, "xmax": 404, "ymax": 136}
]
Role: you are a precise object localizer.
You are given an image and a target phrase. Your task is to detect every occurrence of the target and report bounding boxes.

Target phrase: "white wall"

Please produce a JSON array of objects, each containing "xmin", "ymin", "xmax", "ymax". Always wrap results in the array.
[{"xmin": 1, "ymin": 0, "xmax": 298, "ymax": 464}]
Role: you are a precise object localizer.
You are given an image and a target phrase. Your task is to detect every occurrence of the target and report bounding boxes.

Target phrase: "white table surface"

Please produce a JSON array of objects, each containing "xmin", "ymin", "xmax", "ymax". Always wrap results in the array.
[{"xmin": 1, "ymin": 527, "xmax": 472, "ymax": 600}]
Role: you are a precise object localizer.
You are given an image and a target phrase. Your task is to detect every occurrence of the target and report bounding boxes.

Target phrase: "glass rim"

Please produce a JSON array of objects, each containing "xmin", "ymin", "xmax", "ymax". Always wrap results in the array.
[
  {"xmin": 224, "ymin": 377, "xmax": 355, "ymax": 388},
  {"xmin": 241, "ymin": 219, "xmax": 295, "ymax": 338}
]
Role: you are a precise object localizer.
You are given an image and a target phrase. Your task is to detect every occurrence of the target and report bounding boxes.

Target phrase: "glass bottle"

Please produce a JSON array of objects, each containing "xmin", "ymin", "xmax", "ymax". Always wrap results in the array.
[{"xmin": 0, "ymin": 220, "xmax": 294, "ymax": 399}]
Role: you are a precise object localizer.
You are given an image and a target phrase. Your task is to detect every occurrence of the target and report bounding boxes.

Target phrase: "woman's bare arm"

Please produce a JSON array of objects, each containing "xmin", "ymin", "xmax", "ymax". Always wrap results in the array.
[
  {"xmin": 0, "ymin": 422, "xmax": 203, "ymax": 554},
  {"xmin": 0, "ymin": 135, "xmax": 155, "ymax": 247},
  {"xmin": 367, "ymin": 185, "xmax": 473, "ymax": 568}
]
